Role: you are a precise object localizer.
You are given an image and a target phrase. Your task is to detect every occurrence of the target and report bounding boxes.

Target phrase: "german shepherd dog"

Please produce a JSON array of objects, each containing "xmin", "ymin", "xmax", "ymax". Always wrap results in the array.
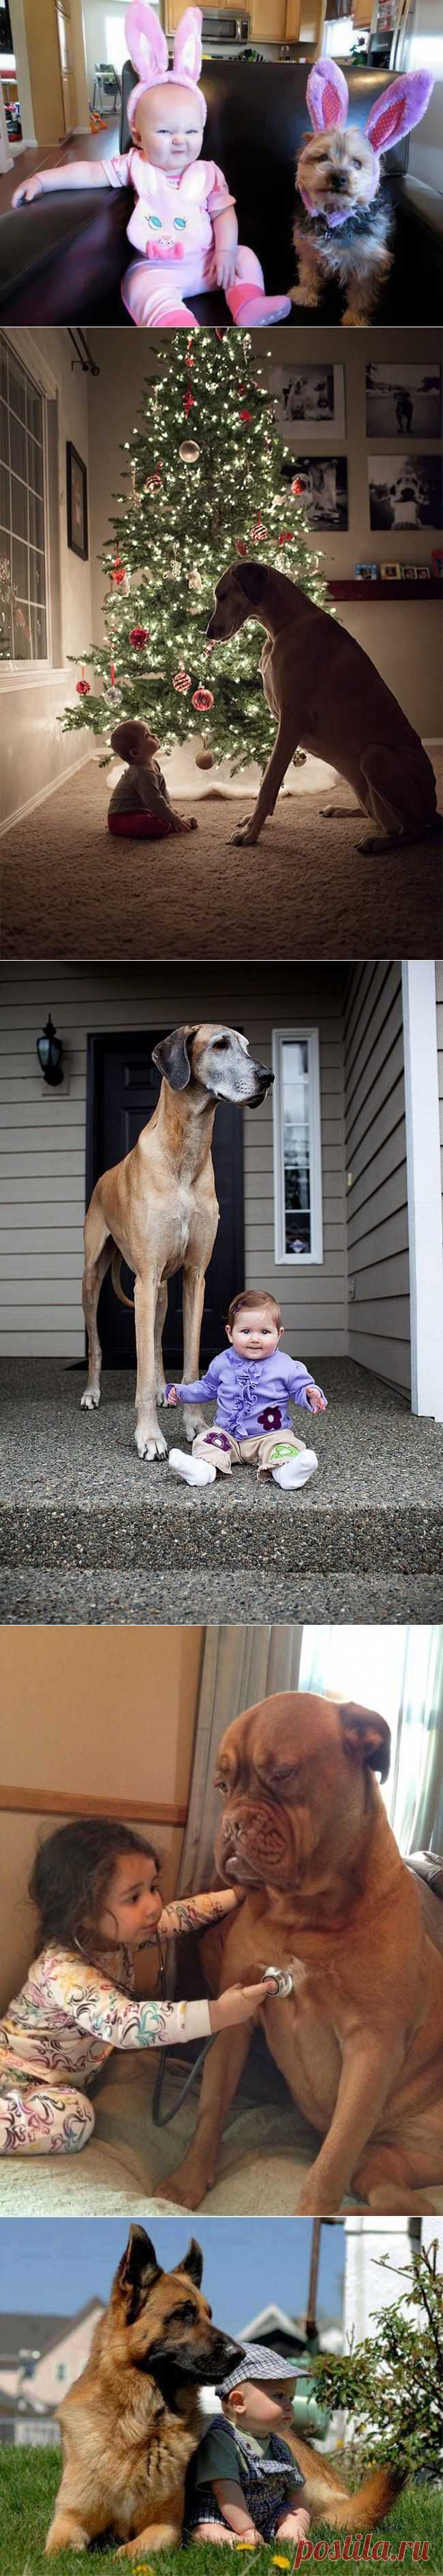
[{"xmin": 45, "ymin": 2226, "xmax": 241, "ymax": 2557}]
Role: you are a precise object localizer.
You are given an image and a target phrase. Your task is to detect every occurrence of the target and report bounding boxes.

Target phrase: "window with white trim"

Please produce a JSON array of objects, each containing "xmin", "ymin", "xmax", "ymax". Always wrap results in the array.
[
  {"xmin": 0, "ymin": 334, "xmax": 48, "ymax": 665},
  {"xmin": 273, "ymin": 1029, "xmax": 323, "ymax": 1265}
]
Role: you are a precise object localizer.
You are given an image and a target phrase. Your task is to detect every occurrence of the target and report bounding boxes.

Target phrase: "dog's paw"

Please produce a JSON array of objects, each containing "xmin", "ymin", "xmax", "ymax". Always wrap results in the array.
[
  {"xmin": 342, "ymin": 311, "xmax": 365, "ymax": 328},
  {"xmin": 80, "ymin": 1389, "xmax": 100, "ymax": 1411},
  {"xmin": 134, "ymin": 1426, "xmax": 168, "ymax": 1461},
  {"xmin": 290, "ymin": 284, "xmax": 320, "ymax": 310},
  {"xmin": 157, "ymin": 2165, "xmax": 208, "ymax": 2210},
  {"xmin": 229, "ymin": 819, "xmax": 258, "ymax": 846}
]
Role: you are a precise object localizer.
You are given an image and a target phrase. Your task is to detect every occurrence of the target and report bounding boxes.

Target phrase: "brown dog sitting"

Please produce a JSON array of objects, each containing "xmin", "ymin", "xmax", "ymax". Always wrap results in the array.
[
  {"xmin": 160, "ymin": 1692, "xmax": 443, "ymax": 2217},
  {"xmin": 45, "ymin": 2227, "xmax": 241, "ymax": 2556}
]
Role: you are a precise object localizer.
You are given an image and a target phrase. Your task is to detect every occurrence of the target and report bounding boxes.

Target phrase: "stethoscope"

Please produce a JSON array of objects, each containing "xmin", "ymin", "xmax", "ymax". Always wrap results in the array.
[{"xmin": 150, "ymin": 1936, "xmax": 293, "ymax": 2131}]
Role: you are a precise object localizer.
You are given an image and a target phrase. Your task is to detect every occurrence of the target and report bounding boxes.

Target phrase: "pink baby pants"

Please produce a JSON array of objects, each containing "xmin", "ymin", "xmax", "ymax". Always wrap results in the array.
[{"xmin": 122, "ymin": 242, "xmax": 270, "ymax": 326}]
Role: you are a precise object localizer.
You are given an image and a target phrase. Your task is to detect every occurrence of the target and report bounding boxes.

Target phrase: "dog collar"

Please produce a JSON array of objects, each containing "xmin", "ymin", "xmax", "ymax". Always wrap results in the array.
[{"xmin": 299, "ymin": 185, "xmax": 352, "ymax": 229}]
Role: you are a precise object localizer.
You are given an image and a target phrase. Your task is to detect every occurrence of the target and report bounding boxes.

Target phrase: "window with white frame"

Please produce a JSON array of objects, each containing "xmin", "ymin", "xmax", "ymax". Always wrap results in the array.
[
  {"xmin": 273, "ymin": 1029, "xmax": 323, "ymax": 1265},
  {"xmin": 0, "ymin": 334, "xmax": 48, "ymax": 664}
]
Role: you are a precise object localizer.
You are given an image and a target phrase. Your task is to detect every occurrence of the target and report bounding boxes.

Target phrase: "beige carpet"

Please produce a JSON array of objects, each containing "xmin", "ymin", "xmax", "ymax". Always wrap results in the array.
[
  {"xmin": 1, "ymin": 2054, "xmax": 443, "ymax": 2222},
  {"xmin": 1, "ymin": 757, "xmax": 442, "ymax": 959}
]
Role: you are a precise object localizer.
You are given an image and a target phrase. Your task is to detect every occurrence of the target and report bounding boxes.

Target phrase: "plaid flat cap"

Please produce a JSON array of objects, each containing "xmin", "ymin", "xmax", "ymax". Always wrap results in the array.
[{"xmin": 216, "ymin": 2339, "xmax": 299, "ymax": 2395}]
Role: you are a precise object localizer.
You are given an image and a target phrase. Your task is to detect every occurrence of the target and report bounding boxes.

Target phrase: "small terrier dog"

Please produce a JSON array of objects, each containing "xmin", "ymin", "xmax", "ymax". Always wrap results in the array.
[{"xmin": 292, "ymin": 58, "xmax": 433, "ymax": 326}]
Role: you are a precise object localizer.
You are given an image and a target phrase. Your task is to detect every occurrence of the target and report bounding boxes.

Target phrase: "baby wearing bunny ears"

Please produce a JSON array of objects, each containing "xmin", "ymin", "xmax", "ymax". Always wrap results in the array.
[{"xmin": 13, "ymin": 4, "xmax": 291, "ymax": 330}]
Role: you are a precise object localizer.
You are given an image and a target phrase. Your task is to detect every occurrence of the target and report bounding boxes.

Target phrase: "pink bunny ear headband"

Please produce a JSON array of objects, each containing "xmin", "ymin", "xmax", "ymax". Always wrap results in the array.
[
  {"xmin": 301, "ymin": 55, "xmax": 433, "ymax": 226},
  {"xmin": 125, "ymin": 3, "xmax": 207, "ymax": 127}
]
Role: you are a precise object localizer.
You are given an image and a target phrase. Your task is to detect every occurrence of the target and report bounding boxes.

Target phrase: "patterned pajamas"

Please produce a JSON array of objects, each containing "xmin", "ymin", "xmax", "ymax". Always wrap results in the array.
[
  {"xmin": 0, "ymin": 1889, "xmax": 241, "ymax": 2155},
  {"xmin": 0, "ymin": 2073, "xmax": 94, "ymax": 2155}
]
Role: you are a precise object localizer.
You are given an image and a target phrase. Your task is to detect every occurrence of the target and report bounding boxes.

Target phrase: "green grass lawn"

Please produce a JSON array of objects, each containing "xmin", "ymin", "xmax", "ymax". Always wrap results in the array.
[{"xmin": 1, "ymin": 2451, "xmax": 441, "ymax": 2576}]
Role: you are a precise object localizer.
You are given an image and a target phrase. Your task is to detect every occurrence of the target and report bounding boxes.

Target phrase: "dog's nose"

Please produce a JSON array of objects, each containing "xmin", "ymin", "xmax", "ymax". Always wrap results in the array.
[{"xmin": 329, "ymin": 170, "xmax": 348, "ymax": 191}]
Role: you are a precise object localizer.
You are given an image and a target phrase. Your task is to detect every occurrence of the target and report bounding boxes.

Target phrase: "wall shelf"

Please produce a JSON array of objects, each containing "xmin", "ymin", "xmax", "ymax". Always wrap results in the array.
[{"xmin": 327, "ymin": 579, "xmax": 443, "ymax": 602}]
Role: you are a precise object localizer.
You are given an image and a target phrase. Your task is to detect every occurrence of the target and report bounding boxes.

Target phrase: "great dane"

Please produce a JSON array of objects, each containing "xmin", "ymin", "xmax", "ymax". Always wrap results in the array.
[
  {"xmin": 207, "ymin": 560, "xmax": 440, "ymax": 852},
  {"xmin": 81, "ymin": 1023, "xmax": 273, "ymax": 1461}
]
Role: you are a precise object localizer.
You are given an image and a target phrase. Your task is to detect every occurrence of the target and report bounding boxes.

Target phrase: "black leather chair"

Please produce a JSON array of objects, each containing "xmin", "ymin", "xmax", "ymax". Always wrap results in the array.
[{"xmin": 0, "ymin": 60, "xmax": 440, "ymax": 323}]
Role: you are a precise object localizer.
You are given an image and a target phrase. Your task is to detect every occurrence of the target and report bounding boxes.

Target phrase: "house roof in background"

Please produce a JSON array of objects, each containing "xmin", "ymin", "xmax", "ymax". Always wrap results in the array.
[{"xmin": 0, "ymin": 2301, "xmax": 103, "ymax": 2365}]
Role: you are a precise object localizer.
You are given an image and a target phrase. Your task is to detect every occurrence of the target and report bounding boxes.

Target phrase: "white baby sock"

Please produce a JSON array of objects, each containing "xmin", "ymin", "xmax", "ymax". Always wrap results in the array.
[
  {"xmin": 273, "ymin": 1449, "xmax": 318, "ymax": 1490},
  {"xmin": 168, "ymin": 1447, "xmax": 216, "ymax": 1487}
]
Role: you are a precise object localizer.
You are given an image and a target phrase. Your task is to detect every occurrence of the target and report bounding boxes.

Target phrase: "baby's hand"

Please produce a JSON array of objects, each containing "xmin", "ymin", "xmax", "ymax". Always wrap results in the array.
[
  {"xmin": 216, "ymin": 250, "xmax": 237, "ymax": 291},
  {"xmin": 166, "ymin": 1386, "xmax": 179, "ymax": 1406},
  {"xmin": 13, "ymin": 175, "xmax": 45, "ymax": 205},
  {"xmin": 210, "ymin": 1980, "xmax": 275, "ymax": 2033},
  {"xmin": 306, "ymin": 1386, "xmax": 326, "ymax": 1413}
]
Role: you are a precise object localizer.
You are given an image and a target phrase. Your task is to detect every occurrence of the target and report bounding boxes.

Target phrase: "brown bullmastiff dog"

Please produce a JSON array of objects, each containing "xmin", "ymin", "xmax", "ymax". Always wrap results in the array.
[{"xmin": 160, "ymin": 1691, "xmax": 443, "ymax": 2215}]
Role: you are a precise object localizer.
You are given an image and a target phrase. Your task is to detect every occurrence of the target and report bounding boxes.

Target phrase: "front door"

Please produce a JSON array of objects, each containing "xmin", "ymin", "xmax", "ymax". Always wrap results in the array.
[{"xmin": 86, "ymin": 1030, "xmax": 245, "ymax": 1368}]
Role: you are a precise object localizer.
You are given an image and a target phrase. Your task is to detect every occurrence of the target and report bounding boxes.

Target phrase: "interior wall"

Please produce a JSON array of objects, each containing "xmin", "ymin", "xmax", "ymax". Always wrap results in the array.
[
  {"xmin": 82, "ymin": 0, "xmax": 129, "ymax": 92},
  {"xmin": 343, "ymin": 963, "xmax": 410, "ymax": 1398},
  {"xmin": 0, "ymin": 1624, "xmax": 203, "ymax": 2008},
  {"xmin": 0, "ymin": 327, "xmax": 93, "ymax": 830},
  {"xmin": 86, "ymin": 320, "xmax": 443, "ymax": 743}
]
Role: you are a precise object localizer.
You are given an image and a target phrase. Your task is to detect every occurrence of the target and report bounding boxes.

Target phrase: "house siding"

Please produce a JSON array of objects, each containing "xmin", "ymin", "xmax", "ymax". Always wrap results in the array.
[
  {"xmin": 344, "ymin": 963, "xmax": 410, "ymax": 1396},
  {"xmin": 0, "ymin": 963, "xmax": 347, "ymax": 1364},
  {"xmin": 436, "ymin": 959, "xmax": 443, "ymax": 1235}
]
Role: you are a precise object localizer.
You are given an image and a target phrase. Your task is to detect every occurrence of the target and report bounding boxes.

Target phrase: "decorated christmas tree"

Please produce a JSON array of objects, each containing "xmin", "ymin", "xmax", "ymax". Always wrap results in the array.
[{"xmin": 63, "ymin": 329, "xmax": 329, "ymax": 774}]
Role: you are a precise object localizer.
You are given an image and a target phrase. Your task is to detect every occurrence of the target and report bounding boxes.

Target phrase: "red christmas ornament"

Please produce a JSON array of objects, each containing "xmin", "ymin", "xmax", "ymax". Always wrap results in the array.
[
  {"xmin": 184, "ymin": 389, "xmax": 195, "ymax": 415},
  {"xmin": 291, "ymin": 477, "xmax": 304, "ymax": 496},
  {"xmin": 192, "ymin": 685, "xmax": 214, "ymax": 713},
  {"xmin": 278, "ymin": 530, "xmax": 294, "ymax": 546},
  {"xmin": 144, "ymin": 467, "xmax": 162, "ymax": 492},
  {"xmin": 110, "ymin": 663, "xmax": 116, "ymax": 687},
  {"xmin": 234, "ymin": 537, "xmax": 247, "ymax": 557},
  {"xmin": 173, "ymin": 661, "xmax": 191, "ymax": 695},
  {"xmin": 76, "ymin": 666, "xmax": 90, "ymax": 696},
  {"xmin": 240, "ymin": 409, "xmax": 251, "ymax": 423},
  {"xmin": 250, "ymin": 515, "xmax": 267, "ymax": 545},
  {"xmin": 129, "ymin": 625, "xmax": 149, "ymax": 648},
  {"xmin": 112, "ymin": 551, "xmax": 126, "ymax": 588}
]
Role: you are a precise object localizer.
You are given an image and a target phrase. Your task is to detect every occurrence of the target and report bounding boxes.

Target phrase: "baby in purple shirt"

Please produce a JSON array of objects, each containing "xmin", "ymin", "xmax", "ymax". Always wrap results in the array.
[{"xmin": 166, "ymin": 1287, "xmax": 326, "ymax": 1491}]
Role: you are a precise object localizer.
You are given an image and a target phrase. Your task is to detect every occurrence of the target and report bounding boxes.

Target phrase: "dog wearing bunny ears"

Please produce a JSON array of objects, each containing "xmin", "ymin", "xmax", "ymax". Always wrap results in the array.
[{"xmin": 292, "ymin": 57, "xmax": 433, "ymax": 325}]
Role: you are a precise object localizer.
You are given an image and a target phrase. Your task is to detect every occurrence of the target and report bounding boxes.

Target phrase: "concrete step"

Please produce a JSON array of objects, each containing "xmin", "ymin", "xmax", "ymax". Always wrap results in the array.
[
  {"xmin": 1, "ymin": 1360, "xmax": 442, "ymax": 1598},
  {"xmin": 1, "ymin": 1570, "xmax": 442, "ymax": 1624}
]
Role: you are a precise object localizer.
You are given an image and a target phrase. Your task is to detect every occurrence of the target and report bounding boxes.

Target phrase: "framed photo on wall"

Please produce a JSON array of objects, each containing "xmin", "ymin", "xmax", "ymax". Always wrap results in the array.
[
  {"xmin": 66, "ymin": 442, "xmax": 89, "ymax": 560},
  {"xmin": 368, "ymin": 454, "xmax": 443, "ymax": 532},
  {"xmin": 365, "ymin": 364, "xmax": 442, "ymax": 440},
  {"xmin": 282, "ymin": 455, "xmax": 348, "ymax": 531},
  {"xmin": 271, "ymin": 365, "xmax": 346, "ymax": 445}
]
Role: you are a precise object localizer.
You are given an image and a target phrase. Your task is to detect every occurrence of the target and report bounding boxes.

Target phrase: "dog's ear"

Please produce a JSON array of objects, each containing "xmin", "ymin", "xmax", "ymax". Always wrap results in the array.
[
  {"xmin": 236, "ymin": 563, "xmax": 266, "ymax": 610},
  {"xmin": 152, "ymin": 1025, "xmax": 197, "ymax": 1091},
  {"xmin": 339, "ymin": 1702, "xmax": 391, "ymax": 1782},
  {"xmin": 175, "ymin": 2238, "xmax": 204, "ymax": 2290},
  {"xmin": 118, "ymin": 2223, "xmax": 162, "ymax": 2309}
]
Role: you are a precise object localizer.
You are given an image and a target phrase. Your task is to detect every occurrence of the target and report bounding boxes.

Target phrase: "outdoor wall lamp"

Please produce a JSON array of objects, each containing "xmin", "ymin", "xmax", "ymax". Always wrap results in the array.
[{"xmin": 36, "ymin": 1013, "xmax": 64, "ymax": 1088}]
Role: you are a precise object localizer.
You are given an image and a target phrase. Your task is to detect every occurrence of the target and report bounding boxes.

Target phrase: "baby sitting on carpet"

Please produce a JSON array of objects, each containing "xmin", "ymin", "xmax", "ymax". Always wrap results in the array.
[
  {"xmin": 108, "ymin": 719, "xmax": 197, "ymax": 839},
  {"xmin": 167, "ymin": 1287, "xmax": 327, "ymax": 1488},
  {"xmin": 183, "ymin": 2339, "xmax": 310, "ymax": 2550},
  {"xmin": 13, "ymin": 5, "xmax": 291, "ymax": 333}
]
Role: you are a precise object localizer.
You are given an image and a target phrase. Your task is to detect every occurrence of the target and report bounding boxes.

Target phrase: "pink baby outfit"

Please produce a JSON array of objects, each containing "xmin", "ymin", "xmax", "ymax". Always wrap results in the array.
[
  {"xmin": 117, "ymin": 2, "xmax": 291, "ymax": 326},
  {"xmin": 108, "ymin": 146, "xmax": 279, "ymax": 327}
]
